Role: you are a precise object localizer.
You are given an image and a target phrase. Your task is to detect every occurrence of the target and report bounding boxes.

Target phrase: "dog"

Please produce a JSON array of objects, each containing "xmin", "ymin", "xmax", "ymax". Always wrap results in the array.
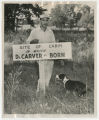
[{"xmin": 55, "ymin": 74, "xmax": 91, "ymax": 97}]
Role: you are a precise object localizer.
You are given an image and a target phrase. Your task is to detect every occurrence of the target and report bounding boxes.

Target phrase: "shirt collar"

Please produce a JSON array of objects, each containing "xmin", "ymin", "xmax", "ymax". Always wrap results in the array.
[{"xmin": 39, "ymin": 26, "xmax": 49, "ymax": 32}]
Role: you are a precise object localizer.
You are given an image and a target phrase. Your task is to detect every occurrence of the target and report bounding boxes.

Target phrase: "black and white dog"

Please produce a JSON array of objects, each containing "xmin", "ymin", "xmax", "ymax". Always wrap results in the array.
[{"xmin": 56, "ymin": 74, "xmax": 91, "ymax": 97}]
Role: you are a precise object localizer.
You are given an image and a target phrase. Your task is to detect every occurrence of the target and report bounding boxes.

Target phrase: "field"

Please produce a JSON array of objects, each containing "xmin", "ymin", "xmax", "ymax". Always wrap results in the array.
[{"xmin": 4, "ymin": 29, "xmax": 94, "ymax": 114}]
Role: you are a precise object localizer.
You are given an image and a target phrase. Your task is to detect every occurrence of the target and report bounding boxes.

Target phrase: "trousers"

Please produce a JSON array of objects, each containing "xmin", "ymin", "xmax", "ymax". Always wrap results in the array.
[{"xmin": 37, "ymin": 60, "xmax": 54, "ymax": 94}]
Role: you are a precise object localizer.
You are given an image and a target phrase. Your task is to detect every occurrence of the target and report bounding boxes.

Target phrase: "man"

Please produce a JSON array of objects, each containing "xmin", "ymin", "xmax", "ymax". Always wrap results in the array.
[{"xmin": 26, "ymin": 14, "xmax": 55, "ymax": 96}]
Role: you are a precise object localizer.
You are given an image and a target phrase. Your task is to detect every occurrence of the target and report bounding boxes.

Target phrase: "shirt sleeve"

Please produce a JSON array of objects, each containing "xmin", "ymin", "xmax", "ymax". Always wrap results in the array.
[
  {"xmin": 49, "ymin": 30, "xmax": 56, "ymax": 43},
  {"xmin": 26, "ymin": 29, "xmax": 36, "ymax": 44}
]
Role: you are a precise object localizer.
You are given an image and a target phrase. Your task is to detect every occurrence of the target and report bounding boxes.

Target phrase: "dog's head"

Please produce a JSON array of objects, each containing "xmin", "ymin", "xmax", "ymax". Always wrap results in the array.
[{"xmin": 55, "ymin": 74, "xmax": 69, "ymax": 85}]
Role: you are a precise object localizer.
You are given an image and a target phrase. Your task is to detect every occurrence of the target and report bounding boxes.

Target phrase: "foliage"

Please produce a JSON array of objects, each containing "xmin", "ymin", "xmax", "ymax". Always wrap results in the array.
[
  {"xmin": 50, "ymin": 4, "xmax": 81, "ymax": 28},
  {"xmin": 50, "ymin": 4, "xmax": 94, "ymax": 29},
  {"xmin": 4, "ymin": 30, "xmax": 30, "ymax": 65},
  {"xmin": 50, "ymin": 5, "xmax": 68, "ymax": 28},
  {"xmin": 4, "ymin": 4, "xmax": 46, "ymax": 31},
  {"xmin": 4, "ymin": 4, "xmax": 19, "ymax": 31},
  {"xmin": 77, "ymin": 5, "xmax": 94, "ymax": 28}
]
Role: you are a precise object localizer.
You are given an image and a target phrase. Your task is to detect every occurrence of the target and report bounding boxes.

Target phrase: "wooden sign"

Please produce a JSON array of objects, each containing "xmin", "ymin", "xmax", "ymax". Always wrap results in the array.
[{"xmin": 13, "ymin": 42, "xmax": 72, "ymax": 61}]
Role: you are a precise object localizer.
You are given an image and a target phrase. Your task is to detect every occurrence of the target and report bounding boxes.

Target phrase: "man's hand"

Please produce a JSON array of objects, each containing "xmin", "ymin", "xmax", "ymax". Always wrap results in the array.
[{"xmin": 30, "ymin": 39, "xmax": 39, "ymax": 44}]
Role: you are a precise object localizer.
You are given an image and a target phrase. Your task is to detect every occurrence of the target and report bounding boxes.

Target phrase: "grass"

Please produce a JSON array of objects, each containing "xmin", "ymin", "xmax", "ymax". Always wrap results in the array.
[
  {"xmin": 4, "ymin": 61, "xmax": 94, "ymax": 114},
  {"xmin": 4, "ymin": 29, "xmax": 94, "ymax": 114}
]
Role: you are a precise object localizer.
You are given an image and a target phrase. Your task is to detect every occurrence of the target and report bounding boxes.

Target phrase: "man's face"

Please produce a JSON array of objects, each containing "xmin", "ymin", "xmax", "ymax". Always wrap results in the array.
[{"xmin": 40, "ymin": 18, "xmax": 49, "ymax": 30}]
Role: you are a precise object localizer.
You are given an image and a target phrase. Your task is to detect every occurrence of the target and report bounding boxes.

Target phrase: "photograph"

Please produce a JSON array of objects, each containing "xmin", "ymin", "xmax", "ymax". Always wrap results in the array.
[{"xmin": 3, "ymin": 1, "xmax": 96, "ymax": 116}]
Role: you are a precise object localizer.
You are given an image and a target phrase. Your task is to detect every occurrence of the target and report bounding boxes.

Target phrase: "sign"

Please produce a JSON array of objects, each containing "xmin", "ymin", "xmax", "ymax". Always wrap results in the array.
[{"xmin": 13, "ymin": 42, "xmax": 72, "ymax": 61}]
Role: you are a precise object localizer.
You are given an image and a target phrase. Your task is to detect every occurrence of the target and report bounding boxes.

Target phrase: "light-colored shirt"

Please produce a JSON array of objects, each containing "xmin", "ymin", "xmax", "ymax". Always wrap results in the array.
[{"xmin": 26, "ymin": 27, "xmax": 55, "ymax": 43}]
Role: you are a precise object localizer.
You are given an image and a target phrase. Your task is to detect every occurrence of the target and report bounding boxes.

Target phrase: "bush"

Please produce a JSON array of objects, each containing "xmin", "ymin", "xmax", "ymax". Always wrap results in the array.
[
  {"xmin": 4, "ymin": 30, "xmax": 31, "ymax": 65},
  {"xmin": 53, "ymin": 30, "xmax": 94, "ymax": 63},
  {"xmin": 4, "ymin": 30, "xmax": 31, "ymax": 43}
]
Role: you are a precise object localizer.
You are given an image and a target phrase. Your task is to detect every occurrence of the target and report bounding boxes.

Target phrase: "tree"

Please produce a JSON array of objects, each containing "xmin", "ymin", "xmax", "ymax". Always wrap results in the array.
[
  {"xmin": 77, "ymin": 5, "xmax": 93, "ymax": 28},
  {"xmin": 4, "ymin": 4, "xmax": 46, "ymax": 31},
  {"xmin": 50, "ymin": 4, "xmax": 80, "ymax": 29},
  {"xmin": 50, "ymin": 4, "xmax": 94, "ymax": 29},
  {"xmin": 4, "ymin": 4, "xmax": 19, "ymax": 31},
  {"xmin": 50, "ymin": 5, "xmax": 67, "ymax": 28}
]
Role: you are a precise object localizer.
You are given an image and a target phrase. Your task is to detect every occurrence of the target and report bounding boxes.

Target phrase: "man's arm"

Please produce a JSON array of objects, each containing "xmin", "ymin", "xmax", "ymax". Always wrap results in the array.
[
  {"xmin": 26, "ymin": 29, "xmax": 36, "ymax": 44},
  {"xmin": 49, "ymin": 30, "xmax": 56, "ymax": 43}
]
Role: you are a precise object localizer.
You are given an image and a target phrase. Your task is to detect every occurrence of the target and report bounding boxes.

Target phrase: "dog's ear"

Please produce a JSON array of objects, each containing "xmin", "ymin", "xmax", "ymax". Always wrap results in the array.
[
  {"xmin": 55, "ymin": 74, "xmax": 62, "ymax": 81},
  {"xmin": 56, "ymin": 74, "xmax": 59, "ymax": 79},
  {"xmin": 65, "ymin": 74, "xmax": 69, "ymax": 79}
]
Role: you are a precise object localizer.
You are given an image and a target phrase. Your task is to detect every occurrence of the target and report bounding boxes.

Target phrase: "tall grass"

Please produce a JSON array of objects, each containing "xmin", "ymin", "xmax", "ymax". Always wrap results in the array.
[{"xmin": 4, "ymin": 65, "xmax": 22, "ymax": 113}]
